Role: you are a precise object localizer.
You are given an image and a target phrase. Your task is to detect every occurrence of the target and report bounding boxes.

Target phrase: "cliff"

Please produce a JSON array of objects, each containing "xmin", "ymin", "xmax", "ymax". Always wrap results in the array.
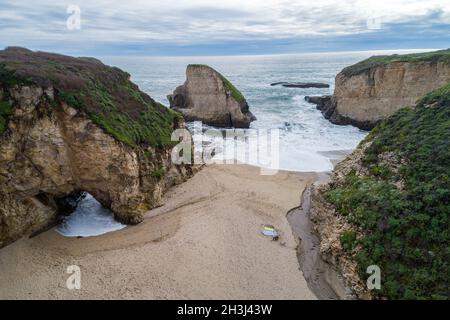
[
  {"xmin": 307, "ymin": 49, "xmax": 450, "ymax": 130},
  {"xmin": 309, "ymin": 83, "xmax": 450, "ymax": 299},
  {"xmin": 0, "ymin": 47, "xmax": 196, "ymax": 248},
  {"xmin": 169, "ymin": 64, "xmax": 256, "ymax": 128}
]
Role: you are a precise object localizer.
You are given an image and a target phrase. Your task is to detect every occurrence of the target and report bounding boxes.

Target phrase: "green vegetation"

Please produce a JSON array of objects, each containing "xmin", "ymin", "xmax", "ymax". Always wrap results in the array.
[
  {"xmin": 0, "ymin": 47, "xmax": 181, "ymax": 148},
  {"xmin": 416, "ymin": 82, "xmax": 450, "ymax": 107},
  {"xmin": 188, "ymin": 64, "xmax": 246, "ymax": 103},
  {"xmin": 60, "ymin": 85, "xmax": 181, "ymax": 148},
  {"xmin": 342, "ymin": 49, "xmax": 450, "ymax": 77},
  {"xmin": 219, "ymin": 74, "xmax": 246, "ymax": 103},
  {"xmin": 0, "ymin": 63, "xmax": 32, "ymax": 86},
  {"xmin": 325, "ymin": 83, "xmax": 450, "ymax": 299},
  {"xmin": 0, "ymin": 100, "xmax": 12, "ymax": 135},
  {"xmin": 144, "ymin": 149, "xmax": 154, "ymax": 158},
  {"xmin": 78, "ymin": 84, "xmax": 181, "ymax": 148},
  {"xmin": 188, "ymin": 64, "xmax": 209, "ymax": 68},
  {"xmin": 61, "ymin": 84, "xmax": 184, "ymax": 148},
  {"xmin": 149, "ymin": 167, "xmax": 165, "ymax": 180},
  {"xmin": 340, "ymin": 230, "xmax": 358, "ymax": 254}
]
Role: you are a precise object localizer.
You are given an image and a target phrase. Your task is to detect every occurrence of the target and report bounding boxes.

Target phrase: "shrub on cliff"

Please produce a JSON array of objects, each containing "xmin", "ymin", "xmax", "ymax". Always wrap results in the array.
[
  {"xmin": 0, "ymin": 100, "xmax": 13, "ymax": 134},
  {"xmin": 325, "ymin": 83, "xmax": 450, "ymax": 300},
  {"xmin": 0, "ymin": 47, "xmax": 181, "ymax": 148}
]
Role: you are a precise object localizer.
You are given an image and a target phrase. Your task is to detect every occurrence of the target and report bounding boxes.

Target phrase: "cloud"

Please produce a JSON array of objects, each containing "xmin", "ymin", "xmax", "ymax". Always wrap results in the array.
[{"xmin": 0, "ymin": 0, "xmax": 449, "ymax": 54}]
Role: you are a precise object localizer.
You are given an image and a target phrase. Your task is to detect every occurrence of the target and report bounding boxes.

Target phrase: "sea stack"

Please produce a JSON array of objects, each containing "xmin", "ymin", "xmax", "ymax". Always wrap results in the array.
[
  {"xmin": 168, "ymin": 64, "xmax": 256, "ymax": 128},
  {"xmin": 306, "ymin": 49, "xmax": 450, "ymax": 130},
  {"xmin": 0, "ymin": 47, "xmax": 196, "ymax": 248}
]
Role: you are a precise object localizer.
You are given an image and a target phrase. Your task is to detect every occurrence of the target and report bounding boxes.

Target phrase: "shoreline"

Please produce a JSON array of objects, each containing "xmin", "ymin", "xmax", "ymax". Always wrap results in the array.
[
  {"xmin": 0, "ymin": 164, "xmax": 318, "ymax": 299},
  {"xmin": 287, "ymin": 185, "xmax": 347, "ymax": 300}
]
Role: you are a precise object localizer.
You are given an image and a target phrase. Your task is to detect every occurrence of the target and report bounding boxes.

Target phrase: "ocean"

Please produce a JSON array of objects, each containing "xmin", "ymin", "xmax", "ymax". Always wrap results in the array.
[{"xmin": 101, "ymin": 51, "xmax": 380, "ymax": 172}]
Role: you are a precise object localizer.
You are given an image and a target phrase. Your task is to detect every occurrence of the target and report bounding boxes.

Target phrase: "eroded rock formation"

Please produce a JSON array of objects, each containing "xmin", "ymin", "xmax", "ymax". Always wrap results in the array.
[
  {"xmin": 0, "ymin": 47, "xmax": 196, "ymax": 248},
  {"xmin": 306, "ymin": 49, "xmax": 450, "ymax": 130},
  {"xmin": 309, "ymin": 142, "xmax": 374, "ymax": 299},
  {"xmin": 169, "ymin": 64, "xmax": 256, "ymax": 128}
]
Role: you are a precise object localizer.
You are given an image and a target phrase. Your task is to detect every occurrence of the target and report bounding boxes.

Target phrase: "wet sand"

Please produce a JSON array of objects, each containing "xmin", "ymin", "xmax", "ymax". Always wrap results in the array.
[
  {"xmin": 0, "ymin": 164, "xmax": 317, "ymax": 299},
  {"xmin": 287, "ymin": 187, "xmax": 345, "ymax": 300},
  {"xmin": 287, "ymin": 150, "xmax": 353, "ymax": 300}
]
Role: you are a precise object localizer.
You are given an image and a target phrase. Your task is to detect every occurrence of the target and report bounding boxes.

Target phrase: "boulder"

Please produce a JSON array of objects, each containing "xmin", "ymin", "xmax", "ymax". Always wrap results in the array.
[{"xmin": 169, "ymin": 64, "xmax": 256, "ymax": 128}]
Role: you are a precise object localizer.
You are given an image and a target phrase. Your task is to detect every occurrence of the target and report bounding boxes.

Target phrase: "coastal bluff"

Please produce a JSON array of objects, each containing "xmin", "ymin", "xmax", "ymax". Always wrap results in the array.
[
  {"xmin": 0, "ymin": 47, "xmax": 195, "ymax": 248},
  {"xmin": 169, "ymin": 64, "xmax": 256, "ymax": 128},
  {"xmin": 308, "ymin": 83, "xmax": 450, "ymax": 299},
  {"xmin": 306, "ymin": 49, "xmax": 450, "ymax": 130}
]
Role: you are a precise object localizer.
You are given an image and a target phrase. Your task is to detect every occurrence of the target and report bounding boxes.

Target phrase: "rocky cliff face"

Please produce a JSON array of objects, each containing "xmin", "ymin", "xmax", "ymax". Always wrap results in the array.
[
  {"xmin": 0, "ymin": 47, "xmax": 196, "ymax": 248},
  {"xmin": 309, "ymin": 143, "xmax": 374, "ymax": 299},
  {"xmin": 307, "ymin": 50, "xmax": 450, "ymax": 130},
  {"xmin": 169, "ymin": 64, "xmax": 256, "ymax": 128},
  {"xmin": 308, "ymin": 83, "xmax": 450, "ymax": 299}
]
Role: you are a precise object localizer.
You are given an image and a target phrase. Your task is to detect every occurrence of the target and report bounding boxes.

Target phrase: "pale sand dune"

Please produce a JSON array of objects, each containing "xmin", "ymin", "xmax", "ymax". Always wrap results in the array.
[{"xmin": 0, "ymin": 164, "xmax": 317, "ymax": 299}]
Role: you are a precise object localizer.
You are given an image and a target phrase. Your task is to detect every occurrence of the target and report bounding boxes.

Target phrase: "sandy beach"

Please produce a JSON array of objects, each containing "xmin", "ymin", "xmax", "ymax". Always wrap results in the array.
[{"xmin": 0, "ymin": 164, "xmax": 318, "ymax": 299}]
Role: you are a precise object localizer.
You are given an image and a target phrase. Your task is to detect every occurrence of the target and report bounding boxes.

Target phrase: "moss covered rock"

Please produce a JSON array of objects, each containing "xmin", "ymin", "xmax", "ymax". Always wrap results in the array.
[{"xmin": 0, "ymin": 47, "xmax": 181, "ymax": 148}]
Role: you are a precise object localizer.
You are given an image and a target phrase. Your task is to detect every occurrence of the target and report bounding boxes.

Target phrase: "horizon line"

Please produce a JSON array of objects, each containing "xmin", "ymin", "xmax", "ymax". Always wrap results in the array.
[{"xmin": 0, "ymin": 45, "xmax": 445, "ymax": 59}]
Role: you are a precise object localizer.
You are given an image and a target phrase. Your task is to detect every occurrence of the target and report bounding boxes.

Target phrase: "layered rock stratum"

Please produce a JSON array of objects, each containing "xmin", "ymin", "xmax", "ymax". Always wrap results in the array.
[
  {"xmin": 169, "ymin": 64, "xmax": 256, "ymax": 128},
  {"xmin": 0, "ymin": 47, "xmax": 195, "ymax": 248},
  {"xmin": 309, "ymin": 83, "xmax": 450, "ymax": 299},
  {"xmin": 306, "ymin": 49, "xmax": 450, "ymax": 130}
]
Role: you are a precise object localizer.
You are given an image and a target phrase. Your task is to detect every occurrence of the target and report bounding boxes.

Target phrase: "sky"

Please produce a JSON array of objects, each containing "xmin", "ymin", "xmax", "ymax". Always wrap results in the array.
[{"xmin": 0, "ymin": 0, "xmax": 449, "ymax": 56}]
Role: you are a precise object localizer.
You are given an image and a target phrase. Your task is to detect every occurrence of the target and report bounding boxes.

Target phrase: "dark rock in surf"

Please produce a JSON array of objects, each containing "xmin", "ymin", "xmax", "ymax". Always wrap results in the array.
[
  {"xmin": 305, "ymin": 95, "xmax": 375, "ymax": 131},
  {"xmin": 271, "ymin": 82, "xmax": 330, "ymax": 88}
]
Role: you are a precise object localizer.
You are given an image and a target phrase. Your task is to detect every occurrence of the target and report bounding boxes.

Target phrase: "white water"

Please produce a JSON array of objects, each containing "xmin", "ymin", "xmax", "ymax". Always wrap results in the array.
[
  {"xmin": 56, "ymin": 194, "xmax": 126, "ymax": 237},
  {"xmin": 101, "ymin": 51, "xmax": 401, "ymax": 172}
]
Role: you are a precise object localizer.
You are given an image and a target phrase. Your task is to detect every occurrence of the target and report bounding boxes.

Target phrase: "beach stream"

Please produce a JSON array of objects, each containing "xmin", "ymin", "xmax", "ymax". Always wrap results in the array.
[{"xmin": 287, "ymin": 153, "xmax": 352, "ymax": 300}]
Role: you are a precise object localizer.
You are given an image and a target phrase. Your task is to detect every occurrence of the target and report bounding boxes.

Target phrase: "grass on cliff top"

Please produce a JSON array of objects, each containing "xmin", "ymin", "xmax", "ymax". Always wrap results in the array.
[
  {"xmin": 341, "ymin": 49, "xmax": 450, "ymax": 77},
  {"xmin": 188, "ymin": 64, "xmax": 246, "ymax": 103},
  {"xmin": 325, "ymin": 83, "xmax": 450, "ymax": 300},
  {"xmin": 0, "ymin": 47, "xmax": 182, "ymax": 148}
]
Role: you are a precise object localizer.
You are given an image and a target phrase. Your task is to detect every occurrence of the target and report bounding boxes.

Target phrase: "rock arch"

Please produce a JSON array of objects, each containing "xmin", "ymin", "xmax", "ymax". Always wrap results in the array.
[{"xmin": 0, "ymin": 85, "xmax": 193, "ymax": 248}]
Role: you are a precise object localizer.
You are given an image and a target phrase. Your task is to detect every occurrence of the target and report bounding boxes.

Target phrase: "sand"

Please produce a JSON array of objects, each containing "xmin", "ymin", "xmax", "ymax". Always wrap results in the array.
[{"xmin": 0, "ymin": 164, "xmax": 317, "ymax": 299}]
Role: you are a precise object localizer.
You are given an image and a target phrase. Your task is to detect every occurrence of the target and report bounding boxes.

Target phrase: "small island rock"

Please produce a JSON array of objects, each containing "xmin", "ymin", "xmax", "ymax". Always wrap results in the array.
[{"xmin": 169, "ymin": 64, "xmax": 256, "ymax": 128}]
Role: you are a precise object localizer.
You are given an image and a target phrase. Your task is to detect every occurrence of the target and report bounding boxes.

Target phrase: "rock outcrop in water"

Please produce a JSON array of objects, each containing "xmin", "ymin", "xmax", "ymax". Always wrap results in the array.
[
  {"xmin": 0, "ymin": 47, "xmax": 196, "ymax": 248},
  {"xmin": 168, "ymin": 64, "xmax": 256, "ymax": 128},
  {"xmin": 304, "ymin": 95, "xmax": 336, "ymax": 120},
  {"xmin": 271, "ymin": 82, "xmax": 329, "ymax": 88},
  {"xmin": 308, "ymin": 83, "xmax": 450, "ymax": 299},
  {"xmin": 306, "ymin": 49, "xmax": 450, "ymax": 130}
]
